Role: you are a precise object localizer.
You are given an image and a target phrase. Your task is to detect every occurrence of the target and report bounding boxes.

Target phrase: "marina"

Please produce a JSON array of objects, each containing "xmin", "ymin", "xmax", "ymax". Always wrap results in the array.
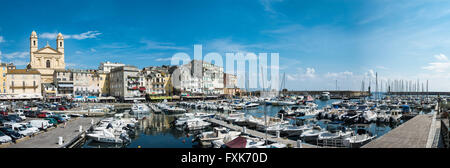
[{"xmin": 1, "ymin": 93, "xmax": 448, "ymax": 148}]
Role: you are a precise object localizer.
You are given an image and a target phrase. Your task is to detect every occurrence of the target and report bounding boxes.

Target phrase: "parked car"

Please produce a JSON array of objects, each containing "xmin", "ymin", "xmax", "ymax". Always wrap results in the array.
[
  {"xmin": 29, "ymin": 120, "xmax": 51, "ymax": 130},
  {"xmin": 4, "ymin": 123, "xmax": 33, "ymax": 136},
  {"xmin": 50, "ymin": 116, "xmax": 66, "ymax": 123},
  {"xmin": 0, "ymin": 131, "xmax": 12, "ymax": 144},
  {"xmin": 6, "ymin": 115, "xmax": 23, "ymax": 122},
  {"xmin": 44, "ymin": 118, "xmax": 58, "ymax": 126},
  {"xmin": 58, "ymin": 106, "xmax": 66, "ymax": 111},
  {"xmin": 25, "ymin": 111, "xmax": 38, "ymax": 117},
  {"xmin": 0, "ymin": 111, "xmax": 7, "ymax": 116},
  {"xmin": 0, "ymin": 127, "xmax": 22, "ymax": 140},
  {"xmin": 0, "ymin": 118, "xmax": 7, "ymax": 125},
  {"xmin": 18, "ymin": 123, "xmax": 39, "ymax": 134},
  {"xmin": 37, "ymin": 112, "xmax": 48, "ymax": 118},
  {"xmin": 14, "ymin": 109, "xmax": 24, "ymax": 114},
  {"xmin": 60, "ymin": 114, "xmax": 71, "ymax": 121},
  {"xmin": 17, "ymin": 113, "xmax": 26, "ymax": 120}
]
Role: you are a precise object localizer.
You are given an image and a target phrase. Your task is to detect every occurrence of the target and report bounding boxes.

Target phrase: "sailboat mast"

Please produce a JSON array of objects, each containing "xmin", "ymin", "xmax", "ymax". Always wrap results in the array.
[{"xmin": 375, "ymin": 72, "xmax": 378, "ymax": 101}]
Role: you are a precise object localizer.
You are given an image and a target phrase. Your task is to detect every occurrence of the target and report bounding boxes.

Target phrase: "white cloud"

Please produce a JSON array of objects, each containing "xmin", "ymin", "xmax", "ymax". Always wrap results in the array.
[
  {"xmin": 434, "ymin": 53, "xmax": 448, "ymax": 61},
  {"xmin": 141, "ymin": 40, "xmax": 188, "ymax": 50},
  {"xmin": 422, "ymin": 54, "xmax": 450, "ymax": 73},
  {"xmin": 40, "ymin": 31, "xmax": 102, "ymax": 40},
  {"xmin": 11, "ymin": 60, "xmax": 28, "ymax": 66},
  {"xmin": 90, "ymin": 48, "xmax": 96, "ymax": 52},
  {"xmin": 376, "ymin": 66, "xmax": 389, "ymax": 70},
  {"xmin": 98, "ymin": 43, "xmax": 131, "ymax": 49},
  {"xmin": 206, "ymin": 38, "xmax": 252, "ymax": 53},
  {"xmin": 66, "ymin": 62, "xmax": 96, "ymax": 69},
  {"xmin": 260, "ymin": 0, "xmax": 283, "ymax": 14},
  {"xmin": 262, "ymin": 24, "xmax": 304, "ymax": 34},
  {"xmin": 305, "ymin": 68, "xmax": 316, "ymax": 78},
  {"xmin": 286, "ymin": 67, "xmax": 316, "ymax": 81},
  {"xmin": 365, "ymin": 69, "xmax": 376, "ymax": 78},
  {"xmin": 155, "ymin": 57, "xmax": 174, "ymax": 62},
  {"xmin": 325, "ymin": 71, "xmax": 353, "ymax": 78},
  {"xmin": 0, "ymin": 36, "xmax": 4, "ymax": 43},
  {"xmin": 422, "ymin": 62, "xmax": 450, "ymax": 72},
  {"xmin": 3, "ymin": 51, "xmax": 28, "ymax": 59}
]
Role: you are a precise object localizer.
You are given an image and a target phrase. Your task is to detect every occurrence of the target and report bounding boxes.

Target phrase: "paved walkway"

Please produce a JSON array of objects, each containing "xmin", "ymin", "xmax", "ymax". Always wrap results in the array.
[
  {"xmin": 207, "ymin": 118, "xmax": 318, "ymax": 148},
  {"xmin": 7, "ymin": 117, "xmax": 99, "ymax": 148},
  {"xmin": 362, "ymin": 114, "xmax": 433, "ymax": 148}
]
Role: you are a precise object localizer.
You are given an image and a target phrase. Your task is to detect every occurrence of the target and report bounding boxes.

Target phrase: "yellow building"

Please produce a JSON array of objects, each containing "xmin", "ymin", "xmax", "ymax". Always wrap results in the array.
[
  {"xmin": 0, "ymin": 63, "xmax": 16, "ymax": 94},
  {"xmin": 6, "ymin": 69, "xmax": 42, "ymax": 99},
  {"xmin": 163, "ymin": 73, "xmax": 173, "ymax": 96},
  {"xmin": 28, "ymin": 31, "xmax": 66, "ymax": 83},
  {"xmin": 97, "ymin": 71, "xmax": 110, "ymax": 97}
]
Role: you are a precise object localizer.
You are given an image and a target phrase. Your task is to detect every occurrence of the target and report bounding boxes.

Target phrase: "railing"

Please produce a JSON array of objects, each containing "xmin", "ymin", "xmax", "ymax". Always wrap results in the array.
[
  {"xmin": 316, "ymin": 138, "xmax": 347, "ymax": 148},
  {"xmin": 9, "ymin": 85, "xmax": 39, "ymax": 89},
  {"xmin": 441, "ymin": 119, "xmax": 449, "ymax": 148}
]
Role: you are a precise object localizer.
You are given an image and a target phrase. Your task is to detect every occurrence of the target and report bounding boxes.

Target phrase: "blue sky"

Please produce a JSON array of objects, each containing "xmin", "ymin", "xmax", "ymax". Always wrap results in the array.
[{"xmin": 0, "ymin": 0, "xmax": 449, "ymax": 91}]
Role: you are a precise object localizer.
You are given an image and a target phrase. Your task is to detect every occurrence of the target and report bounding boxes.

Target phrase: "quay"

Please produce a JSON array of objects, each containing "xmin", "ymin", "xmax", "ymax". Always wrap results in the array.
[
  {"xmin": 206, "ymin": 118, "xmax": 318, "ymax": 148},
  {"xmin": 4, "ymin": 117, "xmax": 100, "ymax": 148},
  {"xmin": 47, "ymin": 110, "xmax": 106, "ymax": 117},
  {"xmin": 386, "ymin": 92, "xmax": 450, "ymax": 96},
  {"xmin": 246, "ymin": 90, "xmax": 370, "ymax": 99},
  {"xmin": 362, "ymin": 114, "xmax": 436, "ymax": 148}
]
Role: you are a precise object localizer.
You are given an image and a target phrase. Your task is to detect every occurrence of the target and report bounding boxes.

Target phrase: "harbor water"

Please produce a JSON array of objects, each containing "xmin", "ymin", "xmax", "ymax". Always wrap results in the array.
[{"xmin": 82, "ymin": 99, "xmax": 430, "ymax": 148}]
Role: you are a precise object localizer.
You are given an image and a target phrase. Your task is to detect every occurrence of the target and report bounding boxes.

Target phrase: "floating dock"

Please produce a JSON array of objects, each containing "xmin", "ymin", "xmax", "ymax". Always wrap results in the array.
[
  {"xmin": 206, "ymin": 118, "xmax": 318, "ymax": 148},
  {"xmin": 5, "ymin": 117, "xmax": 100, "ymax": 148},
  {"xmin": 362, "ymin": 114, "xmax": 436, "ymax": 148}
]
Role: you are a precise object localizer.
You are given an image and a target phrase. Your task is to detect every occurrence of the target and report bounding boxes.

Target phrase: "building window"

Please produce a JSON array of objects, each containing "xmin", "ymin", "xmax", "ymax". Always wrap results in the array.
[
  {"xmin": 46, "ymin": 60, "xmax": 51, "ymax": 68},
  {"xmin": 33, "ymin": 41, "xmax": 36, "ymax": 46},
  {"xmin": 60, "ymin": 42, "xmax": 62, "ymax": 47}
]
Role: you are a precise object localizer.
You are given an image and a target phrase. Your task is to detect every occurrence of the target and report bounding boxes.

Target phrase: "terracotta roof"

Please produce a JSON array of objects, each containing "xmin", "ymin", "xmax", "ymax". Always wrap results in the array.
[{"xmin": 7, "ymin": 69, "xmax": 41, "ymax": 74}]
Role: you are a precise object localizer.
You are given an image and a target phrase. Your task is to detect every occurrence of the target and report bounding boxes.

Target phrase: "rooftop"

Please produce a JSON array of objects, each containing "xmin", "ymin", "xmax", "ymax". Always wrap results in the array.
[{"xmin": 7, "ymin": 69, "xmax": 40, "ymax": 75}]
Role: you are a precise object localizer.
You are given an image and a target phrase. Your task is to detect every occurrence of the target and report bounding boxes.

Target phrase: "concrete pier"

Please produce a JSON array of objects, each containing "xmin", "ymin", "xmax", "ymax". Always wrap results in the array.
[
  {"xmin": 206, "ymin": 118, "xmax": 318, "ymax": 148},
  {"xmin": 4, "ymin": 117, "xmax": 100, "ymax": 148},
  {"xmin": 362, "ymin": 114, "xmax": 436, "ymax": 148}
]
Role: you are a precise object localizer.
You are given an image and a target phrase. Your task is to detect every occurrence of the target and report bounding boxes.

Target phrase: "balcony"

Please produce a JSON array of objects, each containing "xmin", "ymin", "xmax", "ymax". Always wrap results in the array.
[{"xmin": 9, "ymin": 85, "xmax": 39, "ymax": 89}]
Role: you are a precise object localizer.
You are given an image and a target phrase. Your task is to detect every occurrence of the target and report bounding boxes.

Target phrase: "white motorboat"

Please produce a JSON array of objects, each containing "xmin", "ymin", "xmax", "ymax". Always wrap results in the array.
[
  {"xmin": 300, "ymin": 126, "xmax": 328, "ymax": 142},
  {"xmin": 389, "ymin": 107, "xmax": 402, "ymax": 122},
  {"xmin": 296, "ymin": 103, "xmax": 319, "ymax": 116},
  {"xmin": 265, "ymin": 124, "xmax": 286, "ymax": 134},
  {"xmin": 278, "ymin": 106, "xmax": 297, "ymax": 116},
  {"xmin": 376, "ymin": 110, "xmax": 390, "ymax": 123},
  {"xmin": 343, "ymin": 134, "xmax": 376, "ymax": 148},
  {"xmin": 130, "ymin": 103, "xmax": 150, "ymax": 114},
  {"xmin": 224, "ymin": 112, "xmax": 245, "ymax": 122},
  {"xmin": 362, "ymin": 110, "xmax": 377, "ymax": 123},
  {"xmin": 278, "ymin": 100, "xmax": 296, "ymax": 106},
  {"xmin": 319, "ymin": 92, "xmax": 331, "ymax": 101},
  {"xmin": 174, "ymin": 117, "xmax": 202, "ymax": 127},
  {"xmin": 317, "ymin": 130, "xmax": 353, "ymax": 141},
  {"xmin": 183, "ymin": 119, "xmax": 211, "ymax": 131},
  {"xmin": 87, "ymin": 128, "xmax": 130, "ymax": 144},
  {"xmin": 343, "ymin": 128, "xmax": 376, "ymax": 148},
  {"xmin": 281, "ymin": 124, "xmax": 313, "ymax": 137},
  {"xmin": 245, "ymin": 103, "xmax": 260, "ymax": 108},
  {"xmin": 196, "ymin": 127, "xmax": 241, "ymax": 146}
]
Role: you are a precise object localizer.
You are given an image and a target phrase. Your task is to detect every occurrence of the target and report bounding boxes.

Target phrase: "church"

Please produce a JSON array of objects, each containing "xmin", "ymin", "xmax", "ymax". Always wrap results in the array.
[{"xmin": 28, "ymin": 30, "xmax": 66, "ymax": 83}]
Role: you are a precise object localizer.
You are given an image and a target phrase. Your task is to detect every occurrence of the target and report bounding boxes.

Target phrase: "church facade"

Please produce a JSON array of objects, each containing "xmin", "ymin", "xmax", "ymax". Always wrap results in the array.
[{"xmin": 29, "ymin": 31, "xmax": 66, "ymax": 83}]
